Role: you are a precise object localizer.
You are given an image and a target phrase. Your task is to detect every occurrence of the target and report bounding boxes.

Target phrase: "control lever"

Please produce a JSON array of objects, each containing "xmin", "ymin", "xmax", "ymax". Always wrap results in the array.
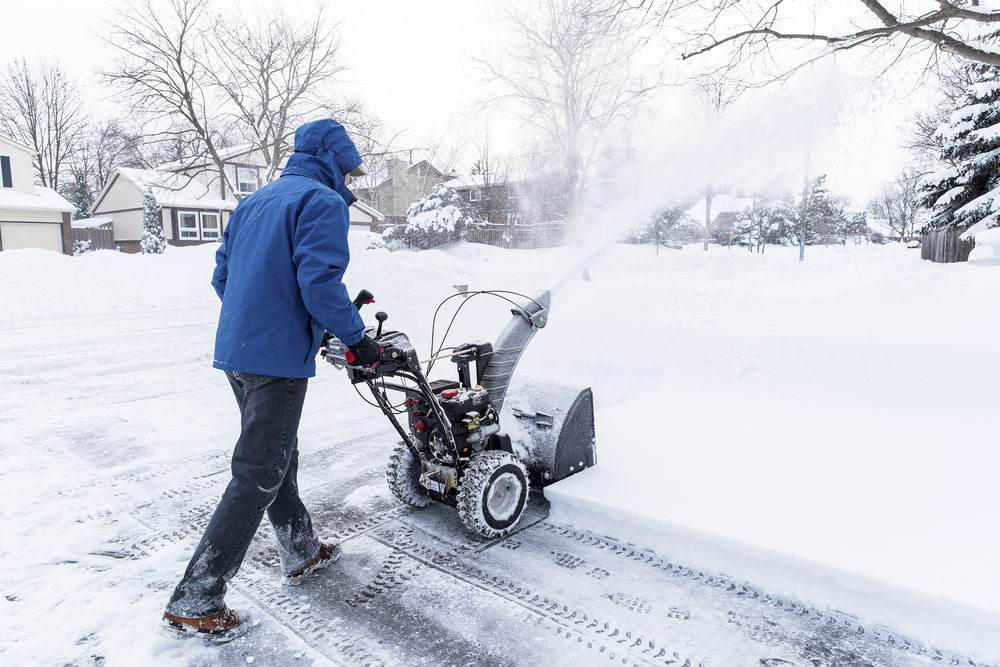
[
  {"xmin": 375, "ymin": 311, "xmax": 388, "ymax": 338},
  {"xmin": 353, "ymin": 289, "xmax": 374, "ymax": 310}
]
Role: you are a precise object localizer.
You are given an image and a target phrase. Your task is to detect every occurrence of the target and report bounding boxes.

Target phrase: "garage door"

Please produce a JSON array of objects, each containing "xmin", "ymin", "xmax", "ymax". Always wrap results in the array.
[{"xmin": 0, "ymin": 221, "xmax": 64, "ymax": 252}]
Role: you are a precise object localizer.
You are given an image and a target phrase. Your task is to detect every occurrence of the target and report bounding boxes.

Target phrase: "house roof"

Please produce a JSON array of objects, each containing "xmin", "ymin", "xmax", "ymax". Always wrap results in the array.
[
  {"xmin": 0, "ymin": 135, "xmax": 34, "ymax": 153},
  {"xmin": 443, "ymin": 174, "xmax": 488, "ymax": 190},
  {"xmin": 443, "ymin": 167, "xmax": 562, "ymax": 191},
  {"xmin": 94, "ymin": 168, "xmax": 236, "ymax": 212},
  {"xmin": 684, "ymin": 194, "xmax": 756, "ymax": 222},
  {"xmin": 352, "ymin": 199, "xmax": 384, "ymax": 222},
  {"xmin": 365, "ymin": 159, "xmax": 445, "ymax": 189},
  {"xmin": 0, "ymin": 185, "xmax": 76, "ymax": 213}
]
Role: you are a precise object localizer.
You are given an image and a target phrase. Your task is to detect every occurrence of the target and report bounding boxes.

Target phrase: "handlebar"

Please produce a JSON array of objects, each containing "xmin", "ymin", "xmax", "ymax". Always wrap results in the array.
[{"xmin": 353, "ymin": 289, "xmax": 374, "ymax": 310}]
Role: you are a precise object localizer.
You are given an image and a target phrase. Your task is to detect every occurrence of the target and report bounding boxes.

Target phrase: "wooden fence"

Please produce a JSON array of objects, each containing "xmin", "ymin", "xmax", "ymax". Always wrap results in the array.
[
  {"xmin": 72, "ymin": 223, "xmax": 115, "ymax": 252},
  {"xmin": 466, "ymin": 224, "xmax": 566, "ymax": 249},
  {"xmin": 920, "ymin": 230, "xmax": 976, "ymax": 263}
]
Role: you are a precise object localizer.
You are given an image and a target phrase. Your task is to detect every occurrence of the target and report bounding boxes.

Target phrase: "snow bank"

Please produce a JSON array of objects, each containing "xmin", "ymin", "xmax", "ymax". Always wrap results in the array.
[{"xmin": 536, "ymin": 242, "xmax": 1000, "ymax": 659}]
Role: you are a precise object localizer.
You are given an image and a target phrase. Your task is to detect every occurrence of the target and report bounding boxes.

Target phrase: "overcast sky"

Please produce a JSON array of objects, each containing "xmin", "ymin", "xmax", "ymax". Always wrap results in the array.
[
  {"xmin": 2, "ymin": 0, "xmax": 496, "ymax": 139},
  {"xmin": 2, "ymin": 0, "xmax": 936, "ymax": 207}
]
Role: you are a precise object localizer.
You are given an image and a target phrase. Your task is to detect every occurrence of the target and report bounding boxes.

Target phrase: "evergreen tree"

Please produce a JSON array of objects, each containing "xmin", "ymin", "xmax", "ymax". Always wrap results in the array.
[
  {"xmin": 921, "ymin": 55, "xmax": 1000, "ymax": 234},
  {"xmin": 799, "ymin": 175, "xmax": 847, "ymax": 244},
  {"xmin": 732, "ymin": 199, "xmax": 796, "ymax": 252},
  {"xmin": 383, "ymin": 185, "xmax": 481, "ymax": 250},
  {"xmin": 140, "ymin": 187, "xmax": 167, "ymax": 254},
  {"xmin": 622, "ymin": 205, "xmax": 700, "ymax": 246},
  {"xmin": 62, "ymin": 169, "xmax": 93, "ymax": 220},
  {"xmin": 846, "ymin": 212, "xmax": 871, "ymax": 243}
]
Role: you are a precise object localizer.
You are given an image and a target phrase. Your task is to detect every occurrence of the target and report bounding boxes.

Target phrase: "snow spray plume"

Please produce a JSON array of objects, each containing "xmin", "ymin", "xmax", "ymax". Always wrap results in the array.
[{"xmin": 541, "ymin": 64, "xmax": 853, "ymax": 293}]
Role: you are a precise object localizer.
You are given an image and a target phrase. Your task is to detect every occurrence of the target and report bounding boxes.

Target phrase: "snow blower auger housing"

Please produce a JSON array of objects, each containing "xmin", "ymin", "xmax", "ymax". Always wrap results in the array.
[{"xmin": 321, "ymin": 289, "xmax": 596, "ymax": 539}]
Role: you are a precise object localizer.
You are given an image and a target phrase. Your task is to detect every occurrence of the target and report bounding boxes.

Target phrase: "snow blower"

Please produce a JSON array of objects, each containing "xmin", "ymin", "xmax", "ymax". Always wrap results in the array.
[{"xmin": 322, "ymin": 289, "xmax": 596, "ymax": 538}]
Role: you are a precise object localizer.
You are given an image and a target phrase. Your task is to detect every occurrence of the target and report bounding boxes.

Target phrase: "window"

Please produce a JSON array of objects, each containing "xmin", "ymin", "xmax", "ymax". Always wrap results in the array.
[
  {"xmin": 236, "ymin": 166, "xmax": 259, "ymax": 194},
  {"xmin": 178, "ymin": 211, "xmax": 220, "ymax": 240},
  {"xmin": 1, "ymin": 156, "xmax": 11, "ymax": 188},
  {"xmin": 470, "ymin": 187, "xmax": 482, "ymax": 202},
  {"xmin": 200, "ymin": 212, "xmax": 220, "ymax": 240},
  {"xmin": 178, "ymin": 211, "xmax": 199, "ymax": 240}
]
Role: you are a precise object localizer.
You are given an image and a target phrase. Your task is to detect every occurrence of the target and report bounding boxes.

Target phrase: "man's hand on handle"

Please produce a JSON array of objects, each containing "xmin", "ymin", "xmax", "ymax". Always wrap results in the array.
[{"xmin": 346, "ymin": 335, "xmax": 380, "ymax": 367}]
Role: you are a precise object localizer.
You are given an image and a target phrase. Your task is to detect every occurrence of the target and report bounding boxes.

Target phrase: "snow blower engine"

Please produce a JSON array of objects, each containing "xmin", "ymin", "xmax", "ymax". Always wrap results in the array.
[{"xmin": 322, "ymin": 289, "xmax": 596, "ymax": 538}]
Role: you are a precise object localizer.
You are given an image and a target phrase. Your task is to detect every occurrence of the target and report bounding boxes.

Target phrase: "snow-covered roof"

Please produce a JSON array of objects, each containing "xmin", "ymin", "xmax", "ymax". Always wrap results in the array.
[
  {"xmin": 443, "ymin": 168, "xmax": 563, "ymax": 191},
  {"xmin": 684, "ymin": 194, "xmax": 756, "ymax": 222},
  {"xmin": 443, "ymin": 174, "xmax": 488, "ymax": 190},
  {"xmin": 71, "ymin": 216, "xmax": 113, "ymax": 229},
  {"xmin": 0, "ymin": 134, "xmax": 33, "ymax": 153},
  {"xmin": 352, "ymin": 199, "xmax": 384, "ymax": 222},
  {"xmin": 112, "ymin": 168, "xmax": 236, "ymax": 210},
  {"xmin": 0, "ymin": 185, "xmax": 75, "ymax": 213}
]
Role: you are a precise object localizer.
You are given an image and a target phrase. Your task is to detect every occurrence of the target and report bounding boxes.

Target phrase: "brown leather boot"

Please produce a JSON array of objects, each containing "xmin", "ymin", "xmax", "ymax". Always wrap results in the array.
[
  {"xmin": 284, "ymin": 541, "xmax": 342, "ymax": 585},
  {"xmin": 162, "ymin": 607, "xmax": 251, "ymax": 643}
]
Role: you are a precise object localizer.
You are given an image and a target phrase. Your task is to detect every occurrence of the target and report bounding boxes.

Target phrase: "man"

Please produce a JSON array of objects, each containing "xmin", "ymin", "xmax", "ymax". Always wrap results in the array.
[{"xmin": 162, "ymin": 119, "xmax": 381, "ymax": 642}]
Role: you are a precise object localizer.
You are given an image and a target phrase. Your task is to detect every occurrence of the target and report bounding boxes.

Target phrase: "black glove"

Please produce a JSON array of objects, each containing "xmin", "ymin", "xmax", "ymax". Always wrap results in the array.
[{"xmin": 346, "ymin": 335, "xmax": 380, "ymax": 367}]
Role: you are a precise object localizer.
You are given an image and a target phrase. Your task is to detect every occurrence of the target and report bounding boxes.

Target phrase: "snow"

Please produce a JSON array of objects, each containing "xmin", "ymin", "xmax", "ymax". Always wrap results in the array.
[
  {"xmin": 72, "ymin": 216, "xmax": 114, "ymax": 229},
  {"xmin": 2, "ymin": 236, "xmax": 999, "ymax": 663},
  {"xmin": 967, "ymin": 226, "xmax": 1000, "ymax": 260},
  {"xmin": 0, "ymin": 184, "xmax": 76, "ymax": 212}
]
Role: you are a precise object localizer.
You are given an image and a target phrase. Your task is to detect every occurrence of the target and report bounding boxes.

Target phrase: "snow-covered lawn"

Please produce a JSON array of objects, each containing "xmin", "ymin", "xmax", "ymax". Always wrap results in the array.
[{"xmin": 1, "ymin": 237, "xmax": 998, "ymax": 663}]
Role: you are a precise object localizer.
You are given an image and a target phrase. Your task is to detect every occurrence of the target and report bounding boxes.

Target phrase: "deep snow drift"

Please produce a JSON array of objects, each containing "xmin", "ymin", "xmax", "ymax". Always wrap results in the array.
[{"xmin": 1, "ymin": 236, "xmax": 998, "ymax": 663}]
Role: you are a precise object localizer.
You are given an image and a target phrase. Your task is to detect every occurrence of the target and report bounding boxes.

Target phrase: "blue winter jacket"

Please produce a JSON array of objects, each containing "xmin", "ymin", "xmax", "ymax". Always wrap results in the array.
[{"xmin": 211, "ymin": 120, "xmax": 366, "ymax": 378}]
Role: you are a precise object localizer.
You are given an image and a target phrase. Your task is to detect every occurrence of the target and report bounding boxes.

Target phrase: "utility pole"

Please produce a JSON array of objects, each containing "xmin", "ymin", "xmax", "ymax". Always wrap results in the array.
[
  {"xmin": 703, "ymin": 185, "xmax": 713, "ymax": 251},
  {"xmin": 799, "ymin": 146, "xmax": 811, "ymax": 262}
]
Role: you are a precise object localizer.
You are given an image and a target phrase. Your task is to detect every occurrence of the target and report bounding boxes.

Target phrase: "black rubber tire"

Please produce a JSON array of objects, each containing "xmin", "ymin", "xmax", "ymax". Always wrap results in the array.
[
  {"xmin": 386, "ymin": 441, "xmax": 431, "ymax": 508},
  {"xmin": 456, "ymin": 450, "xmax": 529, "ymax": 538}
]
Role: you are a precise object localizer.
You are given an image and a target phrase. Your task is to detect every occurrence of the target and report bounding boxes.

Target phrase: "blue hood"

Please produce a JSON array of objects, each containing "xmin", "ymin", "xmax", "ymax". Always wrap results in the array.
[{"xmin": 281, "ymin": 119, "xmax": 362, "ymax": 205}]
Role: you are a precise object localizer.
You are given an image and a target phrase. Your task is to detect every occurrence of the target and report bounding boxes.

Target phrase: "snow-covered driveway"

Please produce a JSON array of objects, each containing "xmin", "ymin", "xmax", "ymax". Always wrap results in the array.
[{"xmin": 1, "ymin": 239, "xmax": 998, "ymax": 665}]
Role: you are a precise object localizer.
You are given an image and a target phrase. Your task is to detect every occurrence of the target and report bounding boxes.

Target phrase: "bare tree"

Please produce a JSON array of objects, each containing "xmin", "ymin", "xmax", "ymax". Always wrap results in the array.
[
  {"xmin": 64, "ymin": 119, "xmax": 149, "ymax": 217},
  {"xmin": 477, "ymin": 0, "xmax": 663, "ymax": 227},
  {"xmin": 207, "ymin": 6, "xmax": 348, "ymax": 183},
  {"xmin": 868, "ymin": 169, "xmax": 925, "ymax": 241},
  {"xmin": 905, "ymin": 59, "xmax": 976, "ymax": 170},
  {"xmin": 0, "ymin": 58, "xmax": 86, "ymax": 191},
  {"xmin": 694, "ymin": 71, "xmax": 745, "ymax": 249},
  {"xmin": 104, "ymin": 0, "xmax": 238, "ymax": 198},
  {"xmin": 470, "ymin": 120, "xmax": 516, "ymax": 187},
  {"xmin": 469, "ymin": 120, "xmax": 519, "ymax": 225},
  {"xmin": 637, "ymin": 1, "xmax": 1000, "ymax": 78}
]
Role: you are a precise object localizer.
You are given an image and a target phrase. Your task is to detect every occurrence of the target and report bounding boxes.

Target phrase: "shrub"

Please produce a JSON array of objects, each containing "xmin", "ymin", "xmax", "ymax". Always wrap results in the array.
[{"xmin": 384, "ymin": 185, "xmax": 481, "ymax": 250}]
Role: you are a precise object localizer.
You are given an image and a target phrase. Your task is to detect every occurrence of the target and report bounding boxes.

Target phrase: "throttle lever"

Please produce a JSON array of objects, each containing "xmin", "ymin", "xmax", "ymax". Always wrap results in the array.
[{"xmin": 375, "ymin": 311, "xmax": 388, "ymax": 338}]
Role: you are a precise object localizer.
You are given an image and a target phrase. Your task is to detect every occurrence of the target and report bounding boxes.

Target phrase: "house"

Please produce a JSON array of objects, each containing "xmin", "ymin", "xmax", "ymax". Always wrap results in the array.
[
  {"xmin": 92, "ymin": 167, "xmax": 234, "ymax": 253},
  {"xmin": 355, "ymin": 158, "xmax": 444, "ymax": 221},
  {"xmin": 92, "ymin": 144, "xmax": 384, "ymax": 252},
  {"xmin": 443, "ymin": 173, "xmax": 518, "ymax": 226},
  {"xmin": 0, "ymin": 135, "xmax": 76, "ymax": 255},
  {"xmin": 684, "ymin": 193, "xmax": 756, "ymax": 230},
  {"xmin": 444, "ymin": 170, "xmax": 569, "ymax": 227}
]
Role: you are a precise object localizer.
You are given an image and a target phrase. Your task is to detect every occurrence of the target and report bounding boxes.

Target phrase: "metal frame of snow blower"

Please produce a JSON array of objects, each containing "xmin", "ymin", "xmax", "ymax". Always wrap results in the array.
[{"xmin": 321, "ymin": 289, "xmax": 596, "ymax": 535}]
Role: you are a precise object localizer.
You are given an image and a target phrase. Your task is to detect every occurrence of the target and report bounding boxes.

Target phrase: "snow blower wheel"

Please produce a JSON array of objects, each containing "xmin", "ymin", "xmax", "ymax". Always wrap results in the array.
[
  {"xmin": 386, "ymin": 441, "xmax": 431, "ymax": 508},
  {"xmin": 457, "ymin": 450, "xmax": 529, "ymax": 538}
]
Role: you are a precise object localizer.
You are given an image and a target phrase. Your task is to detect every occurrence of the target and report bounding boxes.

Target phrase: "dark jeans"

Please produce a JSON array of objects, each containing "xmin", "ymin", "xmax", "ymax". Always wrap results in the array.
[{"xmin": 166, "ymin": 372, "xmax": 321, "ymax": 617}]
